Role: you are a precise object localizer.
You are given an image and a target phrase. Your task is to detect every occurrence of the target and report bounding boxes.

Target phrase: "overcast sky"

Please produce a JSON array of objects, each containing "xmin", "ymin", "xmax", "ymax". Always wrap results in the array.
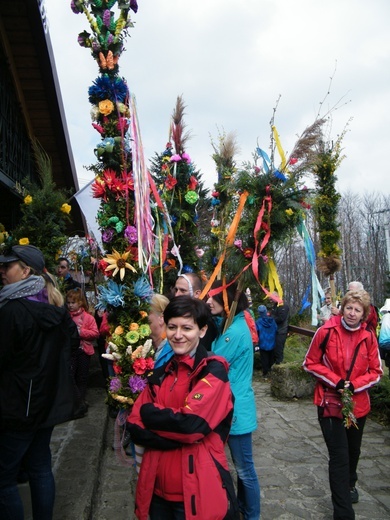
[{"xmin": 45, "ymin": 0, "xmax": 390, "ymax": 197}]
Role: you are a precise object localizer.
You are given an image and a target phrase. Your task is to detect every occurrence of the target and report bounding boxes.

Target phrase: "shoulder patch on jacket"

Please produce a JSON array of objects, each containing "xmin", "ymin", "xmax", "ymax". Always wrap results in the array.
[{"xmin": 192, "ymin": 393, "xmax": 204, "ymax": 400}]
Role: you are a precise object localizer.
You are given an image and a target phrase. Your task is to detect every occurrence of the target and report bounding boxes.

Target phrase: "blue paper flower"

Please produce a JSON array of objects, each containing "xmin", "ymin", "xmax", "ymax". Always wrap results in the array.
[
  {"xmin": 133, "ymin": 276, "xmax": 154, "ymax": 302},
  {"xmin": 182, "ymin": 265, "xmax": 194, "ymax": 273},
  {"xmin": 88, "ymin": 75, "xmax": 129, "ymax": 103},
  {"xmin": 96, "ymin": 280, "xmax": 128, "ymax": 310}
]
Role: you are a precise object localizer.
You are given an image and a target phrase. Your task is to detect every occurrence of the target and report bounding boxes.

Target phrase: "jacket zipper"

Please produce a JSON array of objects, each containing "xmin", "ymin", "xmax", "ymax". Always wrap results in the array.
[{"xmin": 26, "ymin": 379, "xmax": 32, "ymax": 417}]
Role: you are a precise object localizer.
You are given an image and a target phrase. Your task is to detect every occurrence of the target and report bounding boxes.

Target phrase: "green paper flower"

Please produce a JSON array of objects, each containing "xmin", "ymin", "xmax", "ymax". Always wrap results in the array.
[
  {"xmin": 126, "ymin": 331, "xmax": 140, "ymax": 344},
  {"xmin": 138, "ymin": 324, "xmax": 152, "ymax": 338},
  {"xmin": 115, "ymin": 221, "xmax": 124, "ymax": 233},
  {"xmin": 185, "ymin": 190, "xmax": 199, "ymax": 205}
]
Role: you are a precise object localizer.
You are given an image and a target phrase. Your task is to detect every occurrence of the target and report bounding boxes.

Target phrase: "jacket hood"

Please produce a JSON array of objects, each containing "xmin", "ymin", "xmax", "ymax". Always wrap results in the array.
[{"xmin": 256, "ymin": 316, "xmax": 274, "ymax": 329}]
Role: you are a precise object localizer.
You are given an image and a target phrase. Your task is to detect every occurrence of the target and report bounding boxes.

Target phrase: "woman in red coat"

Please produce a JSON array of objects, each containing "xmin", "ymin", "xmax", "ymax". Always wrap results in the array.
[
  {"xmin": 127, "ymin": 296, "xmax": 239, "ymax": 520},
  {"xmin": 303, "ymin": 290, "xmax": 382, "ymax": 520}
]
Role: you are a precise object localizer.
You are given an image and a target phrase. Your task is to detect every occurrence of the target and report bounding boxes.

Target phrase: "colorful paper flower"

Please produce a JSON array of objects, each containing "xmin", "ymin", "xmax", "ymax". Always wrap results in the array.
[
  {"xmin": 102, "ymin": 228, "xmax": 114, "ymax": 243},
  {"xmin": 126, "ymin": 330, "xmax": 140, "ymax": 344},
  {"xmin": 185, "ymin": 190, "xmax": 199, "ymax": 204},
  {"xmin": 61, "ymin": 203, "xmax": 71, "ymax": 214},
  {"xmin": 96, "ymin": 280, "xmax": 128, "ymax": 310},
  {"xmin": 124, "ymin": 225, "xmax": 138, "ymax": 244},
  {"xmin": 109, "ymin": 377, "xmax": 122, "ymax": 392},
  {"xmin": 103, "ymin": 249, "xmax": 137, "ymax": 280},
  {"xmin": 128, "ymin": 375, "xmax": 147, "ymax": 393},
  {"xmin": 133, "ymin": 358, "xmax": 147, "ymax": 375},
  {"xmin": 98, "ymin": 99, "xmax": 114, "ymax": 116},
  {"xmin": 188, "ymin": 176, "xmax": 198, "ymax": 190},
  {"xmin": 24, "ymin": 195, "xmax": 32, "ymax": 205},
  {"xmin": 19, "ymin": 237, "xmax": 29, "ymax": 245},
  {"xmin": 133, "ymin": 276, "xmax": 154, "ymax": 301},
  {"xmin": 165, "ymin": 174, "xmax": 178, "ymax": 190},
  {"xmin": 243, "ymin": 247, "xmax": 254, "ymax": 259},
  {"xmin": 138, "ymin": 324, "xmax": 151, "ymax": 338}
]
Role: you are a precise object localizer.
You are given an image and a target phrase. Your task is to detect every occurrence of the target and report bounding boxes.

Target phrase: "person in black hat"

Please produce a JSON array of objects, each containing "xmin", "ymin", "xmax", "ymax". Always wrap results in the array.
[{"xmin": 0, "ymin": 244, "xmax": 77, "ymax": 519}]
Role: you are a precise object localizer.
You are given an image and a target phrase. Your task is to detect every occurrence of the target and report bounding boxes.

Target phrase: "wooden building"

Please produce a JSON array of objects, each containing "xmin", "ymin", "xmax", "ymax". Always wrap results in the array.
[{"xmin": 0, "ymin": 0, "xmax": 84, "ymax": 233}]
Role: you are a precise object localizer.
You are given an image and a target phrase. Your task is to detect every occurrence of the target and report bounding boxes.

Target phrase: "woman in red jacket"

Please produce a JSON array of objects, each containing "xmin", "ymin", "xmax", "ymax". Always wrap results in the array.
[
  {"xmin": 127, "ymin": 296, "xmax": 239, "ymax": 520},
  {"xmin": 303, "ymin": 290, "xmax": 382, "ymax": 520}
]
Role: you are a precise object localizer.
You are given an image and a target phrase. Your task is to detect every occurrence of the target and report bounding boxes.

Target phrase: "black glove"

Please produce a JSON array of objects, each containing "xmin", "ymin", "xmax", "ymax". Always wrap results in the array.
[{"xmin": 336, "ymin": 379, "xmax": 355, "ymax": 394}]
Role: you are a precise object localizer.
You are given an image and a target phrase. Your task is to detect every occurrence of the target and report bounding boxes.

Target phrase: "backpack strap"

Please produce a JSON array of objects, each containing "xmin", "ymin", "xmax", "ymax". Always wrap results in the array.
[{"xmin": 319, "ymin": 329, "xmax": 331, "ymax": 353}]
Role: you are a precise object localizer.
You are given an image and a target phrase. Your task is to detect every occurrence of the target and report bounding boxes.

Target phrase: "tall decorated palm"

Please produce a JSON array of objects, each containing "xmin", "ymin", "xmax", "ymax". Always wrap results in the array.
[
  {"xmin": 72, "ymin": 0, "xmax": 156, "ymax": 411},
  {"xmin": 149, "ymin": 96, "xmax": 208, "ymax": 293},
  {"xmin": 312, "ymin": 132, "xmax": 345, "ymax": 303},
  {"xmin": 202, "ymin": 117, "xmax": 326, "ymax": 316}
]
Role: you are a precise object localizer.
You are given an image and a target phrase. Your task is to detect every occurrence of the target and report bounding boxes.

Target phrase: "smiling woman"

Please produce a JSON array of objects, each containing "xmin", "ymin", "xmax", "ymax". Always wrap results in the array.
[{"xmin": 126, "ymin": 296, "xmax": 239, "ymax": 520}]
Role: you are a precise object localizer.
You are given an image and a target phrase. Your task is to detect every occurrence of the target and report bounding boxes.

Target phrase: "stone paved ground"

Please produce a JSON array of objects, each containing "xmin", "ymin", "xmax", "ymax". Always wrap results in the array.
[{"xmin": 19, "ymin": 366, "xmax": 390, "ymax": 519}]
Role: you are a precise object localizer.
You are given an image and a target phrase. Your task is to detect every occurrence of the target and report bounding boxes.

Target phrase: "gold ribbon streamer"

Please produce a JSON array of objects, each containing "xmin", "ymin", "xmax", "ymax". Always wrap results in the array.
[
  {"xmin": 200, "ymin": 191, "xmax": 249, "ymax": 300},
  {"xmin": 272, "ymin": 125, "xmax": 287, "ymax": 171}
]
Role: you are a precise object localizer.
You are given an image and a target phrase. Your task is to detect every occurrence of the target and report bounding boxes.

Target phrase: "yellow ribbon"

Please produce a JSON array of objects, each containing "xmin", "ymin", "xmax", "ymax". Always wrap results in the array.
[
  {"xmin": 272, "ymin": 125, "xmax": 287, "ymax": 172},
  {"xmin": 267, "ymin": 259, "xmax": 283, "ymax": 300}
]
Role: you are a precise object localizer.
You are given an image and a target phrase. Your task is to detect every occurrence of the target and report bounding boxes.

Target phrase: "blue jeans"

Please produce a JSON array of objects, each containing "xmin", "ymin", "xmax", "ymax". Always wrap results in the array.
[
  {"xmin": 149, "ymin": 493, "xmax": 185, "ymax": 519},
  {"xmin": 228, "ymin": 433, "xmax": 260, "ymax": 520},
  {"xmin": 0, "ymin": 427, "xmax": 55, "ymax": 520}
]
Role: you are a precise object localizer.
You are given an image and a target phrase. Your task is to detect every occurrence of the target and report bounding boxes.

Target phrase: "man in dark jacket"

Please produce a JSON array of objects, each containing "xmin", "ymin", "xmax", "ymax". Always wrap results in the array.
[
  {"xmin": 270, "ymin": 292, "xmax": 290, "ymax": 365},
  {"xmin": 56, "ymin": 257, "xmax": 82, "ymax": 292},
  {"xmin": 0, "ymin": 245, "xmax": 76, "ymax": 520}
]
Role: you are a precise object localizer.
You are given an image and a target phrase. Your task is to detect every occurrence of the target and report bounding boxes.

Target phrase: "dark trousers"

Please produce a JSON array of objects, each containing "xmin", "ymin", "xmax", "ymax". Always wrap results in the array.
[
  {"xmin": 71, "ymin": 349, "xmax": 91, "ymax": 404},
  {"xmin": 0, "ymin": 427, "xmax": 55, "ymax": 520},
  {"xmin": 259, "ymin": 349, "xmax": 273, "ymax": 376},
  {"xmin": 273, "ymin": 332, "xmax": 287, "ymax": 364},
  {"xmin": 319, "ymin": 410, "xmax": 366, "ymax": 520},
  {"xmin": 149, "ymin": 494, "xmax": 185, "ymax": 520}
]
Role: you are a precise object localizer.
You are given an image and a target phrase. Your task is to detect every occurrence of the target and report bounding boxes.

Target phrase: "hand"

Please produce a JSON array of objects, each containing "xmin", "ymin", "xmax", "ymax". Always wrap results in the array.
[
  {"xmin": 331, "ymin": 306, "xmax": 340, "ymax": 316},
  {"xmin": 344, "ymin": 381, "xmax": 355, "ymax": 394}
]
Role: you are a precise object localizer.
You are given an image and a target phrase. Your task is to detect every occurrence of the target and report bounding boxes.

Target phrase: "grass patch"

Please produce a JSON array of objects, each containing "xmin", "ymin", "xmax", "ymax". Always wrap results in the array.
[
  {"xmin": 254, "ymin": 333, "xmax": 310, "ymax": 371},
  {"xmin": 370, "ymin": 374, "xmax": 390, "ymax": 426}
]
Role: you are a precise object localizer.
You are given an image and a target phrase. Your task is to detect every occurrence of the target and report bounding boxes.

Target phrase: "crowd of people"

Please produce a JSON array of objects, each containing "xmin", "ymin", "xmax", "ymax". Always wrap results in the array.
[{"xmin": 0, "ymin": 243, "xmax": 388, "ymax": 520}]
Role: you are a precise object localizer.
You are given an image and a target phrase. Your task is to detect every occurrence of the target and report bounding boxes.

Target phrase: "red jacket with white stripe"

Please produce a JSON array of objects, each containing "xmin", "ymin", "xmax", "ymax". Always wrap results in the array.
[
  {"xmin": 303, "ymin": 315, "xmax": 382, "ymax": 417},
  {"xmin": 127, "ymin": 344, "xmax": 239, "ymax": 520}
]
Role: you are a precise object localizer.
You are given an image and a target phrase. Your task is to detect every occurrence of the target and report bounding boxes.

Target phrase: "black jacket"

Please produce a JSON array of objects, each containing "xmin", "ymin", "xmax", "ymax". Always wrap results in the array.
[{"xmin": 0, "ymin": 299, "xmax": 78, "ymax": 431}]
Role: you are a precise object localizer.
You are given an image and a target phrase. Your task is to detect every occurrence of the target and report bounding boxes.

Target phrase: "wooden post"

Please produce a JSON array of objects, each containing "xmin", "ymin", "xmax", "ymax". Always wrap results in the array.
[{"xmin": 223, "ymin": 278, "xmax": 245, "ymax": 334}]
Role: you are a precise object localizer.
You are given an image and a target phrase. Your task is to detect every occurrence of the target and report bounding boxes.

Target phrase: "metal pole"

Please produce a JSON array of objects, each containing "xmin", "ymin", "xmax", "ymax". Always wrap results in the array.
[{"xmin": 384, "ymin": 219, "xmax": 390, "ymax": 273}]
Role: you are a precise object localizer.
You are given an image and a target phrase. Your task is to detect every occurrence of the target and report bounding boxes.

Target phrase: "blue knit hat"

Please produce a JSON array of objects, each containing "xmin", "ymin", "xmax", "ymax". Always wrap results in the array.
[{"xmin": 258, "ymin": 305, "xmax": 267, "ymax": 316}]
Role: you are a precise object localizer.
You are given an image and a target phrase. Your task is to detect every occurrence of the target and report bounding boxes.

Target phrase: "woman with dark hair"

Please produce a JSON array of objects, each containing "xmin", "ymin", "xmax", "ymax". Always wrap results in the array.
[
  {"xmin": 127, "ymin": 296, "xmax": 239, "ymax": 520},
  {"xmin": 303, "ymin": 290, "xmax": 382, "ymax": 519},
  {"xmin": 207, "ymin": 281, "xmax": 260, "ymax": 520}
]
